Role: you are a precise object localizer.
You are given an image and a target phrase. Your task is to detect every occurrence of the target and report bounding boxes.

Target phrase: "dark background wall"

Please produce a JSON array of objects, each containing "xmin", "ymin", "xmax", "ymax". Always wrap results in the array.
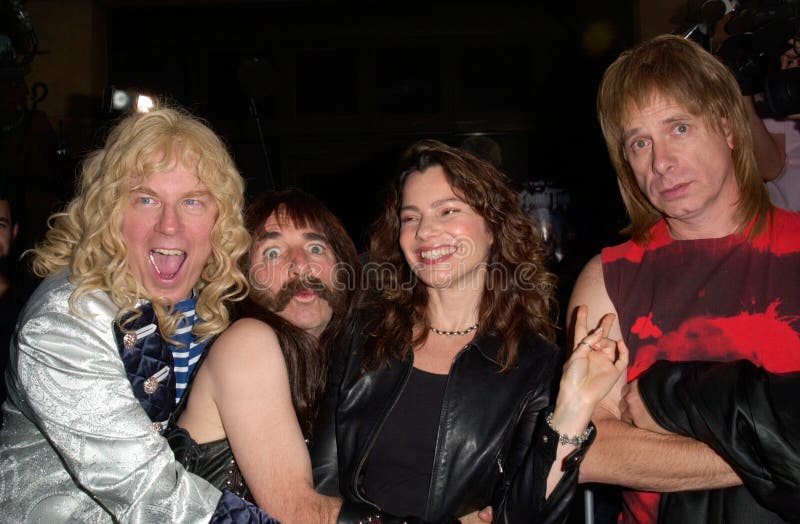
[
  {"xmin": 5, "ymin": 0, "xmax": 692, "ymax": 323},
  {"xmin": 102, "ymin": 1, "xmax": 630, "ymax": 249}
]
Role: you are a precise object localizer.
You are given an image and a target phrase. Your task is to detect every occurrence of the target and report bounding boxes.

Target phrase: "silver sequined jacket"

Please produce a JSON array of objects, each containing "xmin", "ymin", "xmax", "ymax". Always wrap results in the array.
[{"xmin": 0, "ymin": 271, "xmax": 221, "ymax": 523}]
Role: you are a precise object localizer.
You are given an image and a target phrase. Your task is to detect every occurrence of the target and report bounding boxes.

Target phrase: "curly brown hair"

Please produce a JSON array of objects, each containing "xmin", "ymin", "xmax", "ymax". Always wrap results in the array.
[{"xmin": 363, "ymin": 139, "xmax": 557, "ymax": 372}]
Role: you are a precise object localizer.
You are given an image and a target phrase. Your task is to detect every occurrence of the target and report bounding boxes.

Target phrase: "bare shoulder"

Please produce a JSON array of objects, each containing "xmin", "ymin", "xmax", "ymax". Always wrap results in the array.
[
  {"xmin": 205, "ymin": 317, "xmax": 284, "ymax": 370},
  {"xmin": 575, "ymin": 254, "xmax": 604, "ymax": 286},
  {"xmin": 568, "ymin": 255, "xmax": 609, "ymax": 313},
  {"xmin": 567, "ymin": 254, "xmax": 620, "ymax": 338}
]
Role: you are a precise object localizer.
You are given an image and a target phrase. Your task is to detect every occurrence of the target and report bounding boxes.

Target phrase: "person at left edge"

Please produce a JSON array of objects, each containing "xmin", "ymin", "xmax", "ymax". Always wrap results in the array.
[{"xmin": 0, "ymin": 107, "xmax": 277, "ymax": 523}]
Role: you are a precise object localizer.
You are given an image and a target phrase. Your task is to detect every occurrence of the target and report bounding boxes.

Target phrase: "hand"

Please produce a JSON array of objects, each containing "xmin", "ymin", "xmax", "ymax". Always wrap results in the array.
[
  {"xmin": 460, "ymin": 506, "xmax": 492, "ymax": 524},
  {"xmin": 558, "ymin": 306, "xmax": 629, "ymax": 416},
  {"xmin": 620, "ymin": 379, "xmax": 671, "ymax": 435}
]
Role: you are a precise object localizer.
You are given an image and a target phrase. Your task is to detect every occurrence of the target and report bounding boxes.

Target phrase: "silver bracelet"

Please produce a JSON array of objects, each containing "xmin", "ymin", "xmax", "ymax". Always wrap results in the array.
[{"xmin": 545, "ymin": 411, "xmax": 593, "ymax": 446}]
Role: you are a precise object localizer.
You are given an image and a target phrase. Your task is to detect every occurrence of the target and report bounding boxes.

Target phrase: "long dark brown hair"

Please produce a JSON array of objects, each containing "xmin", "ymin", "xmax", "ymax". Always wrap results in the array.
[
  {"xmin": 243, "ymin": 189, "xmax": 360, "ymax": 436},
  {"xmin": 362, "ymin": 139, "xmax": 556, "ymax": 372}
]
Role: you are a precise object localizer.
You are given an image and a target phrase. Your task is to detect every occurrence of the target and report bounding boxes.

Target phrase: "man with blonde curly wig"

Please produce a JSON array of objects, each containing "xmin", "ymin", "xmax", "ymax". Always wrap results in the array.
[
  {"xmin": 0, "ymin": 108, "xmax": 277, "ymax": 522},
  {"xmin": 568, "ymin": 35, "xmax": 800, "ymax": 523}
]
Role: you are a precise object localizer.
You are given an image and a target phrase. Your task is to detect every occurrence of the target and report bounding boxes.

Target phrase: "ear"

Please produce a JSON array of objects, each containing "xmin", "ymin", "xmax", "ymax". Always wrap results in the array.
[
  {"xmin": 720, "ymin": 117, "xmax": 735, "ymax": 150},
  {"xmin": 11, "ymin": 224, "xmax": 18, "ymax": 242}
]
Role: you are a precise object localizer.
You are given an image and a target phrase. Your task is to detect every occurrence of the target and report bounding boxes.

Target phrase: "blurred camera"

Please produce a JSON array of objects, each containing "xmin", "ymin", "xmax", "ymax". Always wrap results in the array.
[{"xmin": 718, "ymin": 0, "xmax": 800, "ymax": 115}]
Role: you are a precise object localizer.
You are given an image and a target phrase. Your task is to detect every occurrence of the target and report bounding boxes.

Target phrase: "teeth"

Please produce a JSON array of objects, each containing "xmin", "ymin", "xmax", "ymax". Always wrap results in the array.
[
  {"xmin": 149, "ymin": 249, "xmax": 186, "ymax": 279},
  {"xmin": 420, "ymin": 246, "xmax": 456, "ymax": 260}
]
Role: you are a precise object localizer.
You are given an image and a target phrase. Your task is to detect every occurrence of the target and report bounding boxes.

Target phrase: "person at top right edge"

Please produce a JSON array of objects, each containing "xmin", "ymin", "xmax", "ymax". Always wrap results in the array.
[{"xmin": 568, "ymin": 34, "xmax": 800, "ymax": 524}]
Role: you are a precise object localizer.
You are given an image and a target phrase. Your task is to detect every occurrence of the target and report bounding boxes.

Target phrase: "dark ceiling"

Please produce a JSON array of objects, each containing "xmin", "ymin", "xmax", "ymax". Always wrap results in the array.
[{"xmin": 106, "ymin": 1, "xmax": 631, "ymax": 248}]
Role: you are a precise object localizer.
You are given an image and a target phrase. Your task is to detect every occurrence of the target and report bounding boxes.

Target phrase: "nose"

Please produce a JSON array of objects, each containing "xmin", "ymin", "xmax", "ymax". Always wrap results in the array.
[
  {"xmin": 287, "ymin": 248, "xmax": 312, "ymax": 277},
  {"xmin": 651, "ymin": 140, "xmax": 675, "ymax": 176},
  {"xmin": 415, "ymin": 214, "xmax": 439, "ymax": 241},
  {"xmin": 155, "ymin": 205, "xmax": 183, "ymax": 235}
]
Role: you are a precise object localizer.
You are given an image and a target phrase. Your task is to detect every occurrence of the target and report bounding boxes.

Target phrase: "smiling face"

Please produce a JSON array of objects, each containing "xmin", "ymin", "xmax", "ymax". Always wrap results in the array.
[
  {"xmin": 399, "ymin": 165, "xmax": 493, "ymax": 290},
  {"xmin": 249, "ymin": 212, "xmax": 339, "ymax": 338},
  {"xmin": 121, "ymin": 162, "xmax": 218, "ymax": 304},
  {"xmin": 623, "ymin": 93, "xmax": 741, "ymax": 238}
]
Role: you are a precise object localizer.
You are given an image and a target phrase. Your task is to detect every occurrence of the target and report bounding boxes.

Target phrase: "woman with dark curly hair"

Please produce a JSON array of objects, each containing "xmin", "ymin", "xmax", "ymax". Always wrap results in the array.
[{"xmin": 312, "ymin": 139, "xmax": 628, "ymax": 523}]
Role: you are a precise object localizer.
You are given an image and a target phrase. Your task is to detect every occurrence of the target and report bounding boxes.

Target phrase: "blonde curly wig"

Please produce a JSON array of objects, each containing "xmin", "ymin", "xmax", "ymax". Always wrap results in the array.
[{"xmin": 31, "ymin": 107, "xmax": 250, "ymax": 340}]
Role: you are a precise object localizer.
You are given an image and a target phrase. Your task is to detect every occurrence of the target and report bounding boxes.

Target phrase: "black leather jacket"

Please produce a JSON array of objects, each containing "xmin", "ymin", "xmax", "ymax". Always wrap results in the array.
[
  {"xmin": 311, "ymin": 316, "xmax": 593, "ymax": 524},
  {"xmin": 638, "ymin": 360, "xmax": 800, "ymax": 523}
]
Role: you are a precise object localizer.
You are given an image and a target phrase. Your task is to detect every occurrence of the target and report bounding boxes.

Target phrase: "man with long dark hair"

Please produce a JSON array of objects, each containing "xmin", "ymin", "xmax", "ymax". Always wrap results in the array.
[{"xmin": 175, "ymin": 188, "xmax": 361, "ymax": 522}]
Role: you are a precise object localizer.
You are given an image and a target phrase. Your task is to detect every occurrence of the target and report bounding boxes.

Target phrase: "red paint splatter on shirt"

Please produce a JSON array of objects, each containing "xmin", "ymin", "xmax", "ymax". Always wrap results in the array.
[
  {"xmin": 628, "ymin": 301, "xmax": 800, "ymax": 379},
  {"xmin": 631, "ymin": 313, "xmax": 662, "ymax": 340}
]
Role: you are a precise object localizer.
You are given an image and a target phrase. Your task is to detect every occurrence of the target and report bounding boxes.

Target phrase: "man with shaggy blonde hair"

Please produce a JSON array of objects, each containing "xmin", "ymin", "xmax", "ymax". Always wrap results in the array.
[
  {"xmin": 569, "ymin": 35, "xmax": 800, "ymax": 523},
  {"xmin": 0, "ymin": 108, "xmax": 275, "ymax": 522}
]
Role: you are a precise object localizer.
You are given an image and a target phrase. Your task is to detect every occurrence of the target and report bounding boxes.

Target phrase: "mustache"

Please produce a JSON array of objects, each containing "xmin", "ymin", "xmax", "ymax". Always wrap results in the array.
[{"xmin": 271, "ymin": 276, "xmax": 335, "ymax": 312}]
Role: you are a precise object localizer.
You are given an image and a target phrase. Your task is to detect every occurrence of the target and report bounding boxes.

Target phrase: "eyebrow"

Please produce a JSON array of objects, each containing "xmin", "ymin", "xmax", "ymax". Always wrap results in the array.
[
  {"xmin": 400, "ymin": 197, "xmax": 463, "ymax": 212},
  {"xmin": 623, "ymin": 113, "xmax": 694, "ymax": 141},
  {"xmin": 130, "ymin": 185, "xmax": 212, "ymax": 198},
  {"xmin": 254, "ymin": 230, "xmax": 329, "ymax": 243}
]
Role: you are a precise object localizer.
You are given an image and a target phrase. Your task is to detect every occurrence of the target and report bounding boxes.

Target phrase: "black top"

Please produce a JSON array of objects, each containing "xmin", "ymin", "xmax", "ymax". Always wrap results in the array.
[
  {"xmin": 363, "ymin": 366, "xmax": 448, "ymax": 517},
  {"xmin": 312, "ymin": 311, "xmax": 594, "ymax": 524}
]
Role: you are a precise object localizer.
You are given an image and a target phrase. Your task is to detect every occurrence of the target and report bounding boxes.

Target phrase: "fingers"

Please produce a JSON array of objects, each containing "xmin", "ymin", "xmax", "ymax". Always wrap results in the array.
[
  {"xmin": 615, "ymin": 338, "xmax": 630, "ymax": 372},
  {"xmin": 598, "ymin": 312, "xmax": 616, "ymax": 337},
  {"xmin": 591, "ymin": 335, "xmax": 617, "ymax": 360},
  {"xmin": 619, "ymin": 379, "xmax": 635, "ymax": 423},
  {"xmin": 478, "ymin": 506, "xmax": 493, "ymax": 523},
  {"xmin": 572, "ymin": 330, "xmax": 602, "ymax": 359},
  {"xmin": 573, "ymin": 304, "xmax": 589, "ymax": 345}
]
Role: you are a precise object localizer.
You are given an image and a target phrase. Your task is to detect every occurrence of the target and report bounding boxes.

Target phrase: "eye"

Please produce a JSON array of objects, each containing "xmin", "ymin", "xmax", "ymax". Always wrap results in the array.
[
  {"xmin": 400, "ymin": 214, "xmax": 418, "ymax": 224},
  {"xmin": 137, "ymin": 196, "xmax": 157, "ymax": 206},
  {"xmin": 184, "ymin": 198, "xmax": 201, "ymax": 207},
  {"xmin": 441, "ymin": 207, "xmax": 460, "ymax": 216},
  {"xmin": 309, "ymin": 243, "xmax": 327, "ymax": 255},
  {"xmin": 675, "ymin": 123, "xmax": 689, "ymax": 135},
  {"xmin": 264, "ymin": 247, "xmax": 281, "ymax": 260},
  {"xmin": 630, "ymin": 138, "xmax": 649, "ymax": 152}
]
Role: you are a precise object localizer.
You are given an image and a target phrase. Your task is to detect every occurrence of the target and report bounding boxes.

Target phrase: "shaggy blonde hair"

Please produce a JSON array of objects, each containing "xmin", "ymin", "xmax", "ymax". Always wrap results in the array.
[
  {"xmin": 597, "ymin": 35, "xmax": 771, "ymax": 243},
  {"xmin": 31, "ymin": 107, "xmax": 250, "ymax": 340}
]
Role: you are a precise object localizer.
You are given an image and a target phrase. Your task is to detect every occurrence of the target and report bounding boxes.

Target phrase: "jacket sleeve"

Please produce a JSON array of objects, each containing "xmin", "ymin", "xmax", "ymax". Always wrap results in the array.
[
  {"xmin": 310, "ymin": 315, "xmax": 356, "ymax": 496},
  {"xmin": 310, "ymin": 357, "xmax": 343, "ymax": 496},
  {"xmin": 210, "ymin": 490, "xmax": 279, "ymax": 523},
  {"xmin": 492, "ymin": 350, "xmax": 594, "ymax": 524},
  {"xmin": 9, "ymin": 287, "xmax": 223, "ymax": 522},
  {"xmin": 638, "ymin": 359, "xmax": 800, "ymax": 522}
]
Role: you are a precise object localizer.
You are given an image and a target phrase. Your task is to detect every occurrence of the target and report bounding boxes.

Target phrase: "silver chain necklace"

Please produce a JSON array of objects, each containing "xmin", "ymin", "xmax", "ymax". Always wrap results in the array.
[{"xmin": 429, "ymin": 323, "xmax": 478, "ymax": 336}]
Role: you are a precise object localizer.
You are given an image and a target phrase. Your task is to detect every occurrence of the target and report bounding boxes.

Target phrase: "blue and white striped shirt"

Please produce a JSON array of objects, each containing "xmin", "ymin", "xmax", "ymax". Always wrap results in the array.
[{"xmin": 169, "ymin": 298, "xmax": 207, "ymax": 405}]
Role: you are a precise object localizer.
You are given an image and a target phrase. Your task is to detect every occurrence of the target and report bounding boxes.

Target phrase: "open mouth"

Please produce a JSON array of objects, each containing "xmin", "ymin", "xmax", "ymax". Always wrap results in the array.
[
  {"xmin": 149, "ymin": 248, "xmax": 187, "ymax": 280},
  {"xmin": 420, "ymin": 246, "xmax": 457, "ymax": 261},
  {"xmin": 293, "ymin": 289, "xmax": 317, "ymax": 302}
]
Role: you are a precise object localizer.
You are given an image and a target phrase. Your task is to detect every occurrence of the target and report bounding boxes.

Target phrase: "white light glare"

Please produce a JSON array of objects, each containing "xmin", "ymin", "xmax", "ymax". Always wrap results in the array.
[
  {"xmin": 112, "ymin": 90, "xmax": 131, "ymax": 110},
  {"xmin": 136, "ymin": 95, "xmax": 155, "ymax": 113}
]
